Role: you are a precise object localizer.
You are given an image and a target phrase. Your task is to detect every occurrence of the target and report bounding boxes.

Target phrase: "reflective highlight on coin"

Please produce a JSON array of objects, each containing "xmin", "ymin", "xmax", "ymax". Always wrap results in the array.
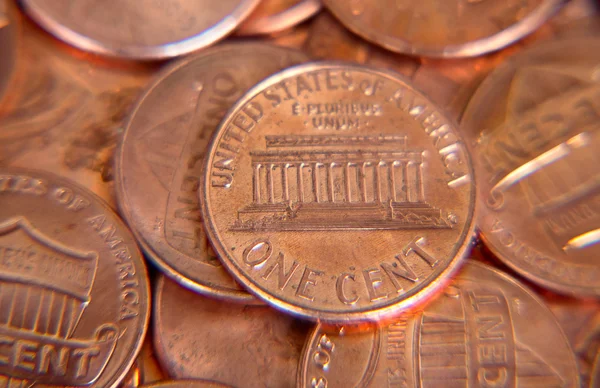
[
  {"xmin": 201, "ymin": 63, "xmax": 476, "ymax": 322},
  {"xmin": 0, "ymin": 168, "xmax": 149, "ymax": 388},
  {"xmin": 0, "ymin": 0, "xmax": 17, "ymax": 107},
  {"xmin": 117, "ymin": 43, "xmax": 308, "ymax": 302},
  {"xmin": 298, "ymin": 262, "xmax": 579, "ymax": 387},
  {"xmin": 237, "ymin": 0, "xmax": 322, "ymax": 36}
]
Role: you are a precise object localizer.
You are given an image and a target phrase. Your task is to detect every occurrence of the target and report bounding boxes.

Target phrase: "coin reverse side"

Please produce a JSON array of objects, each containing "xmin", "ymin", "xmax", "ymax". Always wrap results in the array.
[
  {"xmin": 117, "ymin": 43, "xmax": 308, "ymax": 302},
  {"xmin": 201, "ymin": 63, "xmax": 476, "ymax": 322},
  {"xmin": 323, "ymin": 0, "xmax": 567, "ymax": 58},
  {"xmin": 0, "ymin": 168, "xmax": 150, "ymax": 388},
  {"xmin": 0, "ymin": 0, "xmax": 17, "ymax": 107},
  {"xmin": 19, "ymin": 0, "xmax": 261, "ymax": 59},
  {"xmin": 462, "ymin": 39, "xmax": 600, "ymax": 297},
  {"xmin": 298, "ymin": 261, "xmax": 579, "ymax": 388}
]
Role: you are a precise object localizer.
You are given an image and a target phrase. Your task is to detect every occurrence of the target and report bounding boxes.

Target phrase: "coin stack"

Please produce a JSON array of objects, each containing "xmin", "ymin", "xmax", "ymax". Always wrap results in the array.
[{"xmin": 0, "ymin": 0, "xmax": 598, "ymax": 387}]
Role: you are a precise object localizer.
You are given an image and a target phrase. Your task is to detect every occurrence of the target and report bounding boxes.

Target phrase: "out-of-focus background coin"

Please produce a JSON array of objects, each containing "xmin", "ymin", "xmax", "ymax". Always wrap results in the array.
[
  {"xmin": 117, "ymin": 43, "xmax": 309, "ymax": 302},
  {"xmin": 121, "ymin": 337, "xmax": 166, "ymax": 388},
  {"xmin": 462, "ymin": 38, "xmax": 600, "ymax": 297},
  {"xmin": 0, "ymin": 167, "xmax": 150, "ymax": 388},
  {"xmin": 298, "ymin": 261, "xmax": 579, "ymax": 387},
  {"xmin": 323, "ymin": 0, "xmax": 568, "ymax": 58},
  {"xmin": 140, "ymin": 381, "xmax": 232, "ymax": 388},
  {"xmin": 153, "ymin": 276, "xmax": 310, "ymax": 388},
  {"xmin": 237, "ymin": 0, "xmax": 322, "ymax": 36},
  {"xmin": 19, "ymin": 0, "xmax": 261, "ymax": 59},
  {"xmin": 0, "ymin": 0, "xmax": 17, "ymax": 106},
  {"xmin": 201, "ymin": 63, "xmax": 476, "ymax": 322}
]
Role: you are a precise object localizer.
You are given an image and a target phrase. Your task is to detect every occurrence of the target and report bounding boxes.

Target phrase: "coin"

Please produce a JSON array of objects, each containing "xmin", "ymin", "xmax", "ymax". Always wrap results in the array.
[
  {"xmin": 201, "ymin": 63, "xmax": 476, "ymax": 322},
  {"xmin": 140, "ymin": 381, "xmax": 231, "ymax": 388},
  {"xmin": 236, "ymin": 0, "xmax": 322, "ymax": 36},
  {"xmin": 297, "ymin": 261, "xmax": 579, "ymax": 388},
  {"xmin": 19, "ymin": 0, "xmax": 261, "ymax": 59},
  {"xmin": 462, "ymin": 38, "xmax": 600, "ymax": 296},
  {"xmin": 117, "ymin": 43, "xmax": 309, "ymax": 302},
  {"xmin": 593, "ymin": 351, "xmax": 600, "ymax": 388},
  {"xmin": 0, "ymin": 14, "xmax": 157, "ymax": 207},
  {"xmin": 322, "ymin": 0, "xmax": 567, "ymax": 58},
  {"xmin": 0, "ymin": 0, "xmax": 17, "ymax": 107},
  {"xmin": 121, "ymin": 337, "xmax": 166, "ymax": 388},
  {"xmin": 153, "ymin": 276, "xmax": 310, "ymax": 388},
  {"xmin": 0, "ymin": 168, "xmax": 150, "ymax": 387}
]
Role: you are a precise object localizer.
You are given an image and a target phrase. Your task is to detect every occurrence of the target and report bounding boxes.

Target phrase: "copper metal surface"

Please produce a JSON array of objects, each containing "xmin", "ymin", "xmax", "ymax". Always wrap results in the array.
[
  {"xmin": 201, "ymin": 62, "xmax": 476, "ymax": 322},
  {"xmin": 298, "ymin": 261, "xmax": 579, "ymax": 387},
  {"xmin": 117, "ymin": 43, "xmax": 309, "ymax": 302},
  {"xmin": 462, "ymin": 38, "xmax": 600, "ymax": 296},
  {"xmin": 237, "ymin": 0, "xmax": 322, "ymax": 36},
  {"xmin": 19, "ymin": 0, "xmax": 261, "ymax": 59},
  {"xmin": 323, "ymin": 0, "xmax": 568, "ymax": 58},
  {"xmin": 153, "ymin": 276, "xmax": 310, "ymax": 388},
  {"xmin": 140, "ymin": 381, "xmax": 232, "ymax": 388},
  {"xmin": 0, "ymin": 0, "xmax": 17, "ymax": 107},
  {"xmin": 0, "ymin": 167, "xmax": 150, "ymax": 388}
]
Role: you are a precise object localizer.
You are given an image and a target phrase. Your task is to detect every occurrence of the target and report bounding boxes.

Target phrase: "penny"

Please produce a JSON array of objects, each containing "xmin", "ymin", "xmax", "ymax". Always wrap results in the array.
[
  {"xmin": 462, "ymin": 38, "xmax": 600, "ymax": 296},
  {"xmin": 298, "ymin": 261, "xmax": 579, "ymax": 388},
  {"xmin": 19, "ymin": 0, "xmax": 261, "ymax": 59},
  {"xmin": 0, "ymin": 0, "xmax": 17, "ymax": 107},
  {"xmin": 153, "ymin": 276, "xmax": 310, "ymax": 388},
  {"xmin": 237, "ymin": 0, "xmax": 322, "ymax": 36},
  {"xmin": 140, "ymin": 381, "xmax": 231, "ymax": 388},
  {"xmin": 117, "ymin": 43, "xmax": 308, "ymax": 302},
  {"xmin": 121, "ymin": 338, "xmax": 166, "ymax": 388},
  {"xmin": 593, "ymin": 351, "xmax": 600, "ymax": 388},
  {"xmin": 322, "ymin": 0, "xmax": 567, "ymax": 58},
  {"xmin": 0, "ymin": 13, "xmax": 158, "ymax": 207},
  {"xmin": 0, "ymin": 167, "xmax": 150, "ymax": 388},
  {"xmin": 201, "ymin": 63, "xmax": 476, "ymax": 322}
]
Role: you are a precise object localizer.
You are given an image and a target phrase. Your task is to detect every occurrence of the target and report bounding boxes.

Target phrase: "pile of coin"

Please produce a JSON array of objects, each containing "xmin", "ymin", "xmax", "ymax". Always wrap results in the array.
[{"xmin": 0, "ymin": 0, "xmax": 599, "ymax": 387}]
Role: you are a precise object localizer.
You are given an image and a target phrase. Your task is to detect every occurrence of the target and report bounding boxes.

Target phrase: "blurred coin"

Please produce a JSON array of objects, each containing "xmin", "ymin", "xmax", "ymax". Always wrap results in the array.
[
  {"xmin": 0, "ymin": 167, "xmax": 150, "ymax": 388},
  {"xmin": 237, "ymin": 0, "xmax": 322, "ymax": 36},
  {"xmin": 323, "ymin": 0, "xmax": 567, "ymax": 58},
  {"xmin": 593, "ymin": 351, "xmax": 600, "ymax": 388},
  {"xmin": 0, "ymin": 13, "xmax": 157, "ymax": 207},
  {"xmin": 201, "ymin": 63, "xmax": 476, "ymax": 322},
  {"xmin": 298, "ymin": 261, "xmax": 579, "ymax": 387},
  {"xmin": 19, "ymin": 0, "xmax": 261, "ymax": 60},
  {"xmin": 153, "ymin": 276, "xmax": 310, "ymax": 388},
  {"xmin": 462, "ymin": 39, "xmax": 600, "ymax": 296},
  {"xmin": 140, "ymin": 382, "xmax": 231, "ymax": 388},
  {"xmin": 117, "ymin": 43, "xmax": 308, "ymax": 302},
  {"xmin": 0, "ymin": 0, "xmax": 17, "ymax": 106},
  {"xmin": 121, "ymin": 338, "xmax": 167, "ymax": 388}
]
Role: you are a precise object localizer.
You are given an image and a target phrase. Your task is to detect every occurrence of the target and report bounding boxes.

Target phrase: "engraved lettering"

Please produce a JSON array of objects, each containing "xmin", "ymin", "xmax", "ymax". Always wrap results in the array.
[
  {"xmin": 242, "ymin": 239, "xmax": 273, "ymax": 268},
  {"xmin": 363, "ymin": 268, "xmax": 388, "ymax": 302},
  {"xmin": 296, "ymin": 267, "xmax": 322, "ymax": 301},
  {"xmin": 261, "ymin": 252, "xmax": 300, "ymax": 290},
  {"xmin": 336, "ymin": 273, "xmax": 359, "ymax": 305}
]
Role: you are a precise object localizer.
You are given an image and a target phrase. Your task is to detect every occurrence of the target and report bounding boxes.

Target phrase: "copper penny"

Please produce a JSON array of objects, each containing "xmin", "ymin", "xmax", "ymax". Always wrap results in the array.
[
  {"xmin": 19, "ymin": 0, "xmax": 261, "ymax": 60},
  {"xmin": 592, "ymin": 351, "xmax": 600, "ymax": 388},
  {"xmin": 201, "ymin": 63, "xmax": 476, "ymax": 322},
  {"xmin": 153, "ymin": 276, "xmax": 310, "ymax": 388},
  {"xmin": 237, "ymin": 0, "xmax": 322, "ymax": 36},
  {"xmin": 462, "ymin": 38, "xmax": 600, "ymax": 296},
  {"xmin": 0, "ymin": 168, "xmax": 150, "ymax": 387},
  {"xmin": 323, "ymin": 0, "xmax": 567, "ymax": 58},
  {"xmin": 117, "ymin": 43, "xmax": 309, "ymax": 302},
  {"xmin": 121, "ymin": 337, "xmax": 166, "ymax": 388},
  {"xmin": 0, "ymin": 0, "xmax": 17, "ymax": 107},
  {"xmin": 298, "ymin": 261, "xmax": 579, "ymax": 388},
  {"xmin": 140, "ymin": 381, "xmax": 231, "ymax": 388}
]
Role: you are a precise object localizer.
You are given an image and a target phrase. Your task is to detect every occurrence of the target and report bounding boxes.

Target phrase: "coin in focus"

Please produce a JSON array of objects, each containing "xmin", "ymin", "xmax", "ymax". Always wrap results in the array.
[
  {"xmin": 236, "ymin": 0, "xmax": 322, "ymax": 36},
  {"xmin": 462, "ymin": 38, "xmax": 600, "ymax": 297},
  {"xmin": 201, "ymin": 63, "xmax": 476, "ymax": 322},
  {"xmin": 0, "ymin": 0, "xmax": 17, "ymax": 106},
  {"xmin": 19, "ymin": 0, "xmax": 261, "ymax": 59},
  {"xmin": 323, "ymin": 0, "xmax": 567, "ymax": 58},
  {"xmin": 0, "ymin": 168, "xmax": 150, "ymax": 387},
  {"xmin": 117, "ymin": 43, "xmax": 309, "ymax": 302},
  {"xmin": 141, "ymin": 381, "xmax": 231, "ymax": 388},
  {"xmin": 153, "ymin": 276, "xmax": 309, "ymax": 388},
  {"xmin": 298, "ymin": 261, "xmax": 579, "ymax": 388}
]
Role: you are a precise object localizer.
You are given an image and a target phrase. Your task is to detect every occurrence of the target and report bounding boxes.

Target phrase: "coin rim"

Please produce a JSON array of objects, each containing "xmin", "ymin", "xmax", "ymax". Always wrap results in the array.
[
  {"xmin": 19, "ymin": 0, "xmax": 262, "ymax": 60},
  {"xmin": 322, "ymin": 0, "xmax": 568, "ymax": 58},
  {"xmin": 236, "ymin": 0, "xmax": 322, "ymax": 36},
  {"xmin": 200, "ymin": 61, "xmax": 477, "ymax": 323},
  {"xmin": 0, "ymin": 166, "xmax": 151, "ymax": 388}
]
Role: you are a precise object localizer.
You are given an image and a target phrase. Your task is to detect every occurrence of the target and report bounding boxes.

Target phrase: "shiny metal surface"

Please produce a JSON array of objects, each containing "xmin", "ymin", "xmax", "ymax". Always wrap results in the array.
[
  {"xmin": 140, "ymin": 382, "xmax": 232, "ymax": 388},
  {"xmin": 237, "ymin": 0, "xmax": 322, "ymax": 36},
  {"xmin": 0, "ymin": 0, "xmax": 17, "ymax": 107}
]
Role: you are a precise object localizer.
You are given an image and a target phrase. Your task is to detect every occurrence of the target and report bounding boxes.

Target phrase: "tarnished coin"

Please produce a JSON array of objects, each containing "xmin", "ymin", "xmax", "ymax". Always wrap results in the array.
[
  {"xmin": 462, "ymin": 39, "xmax": 600, "ymax": 296},
  {"xmin": 141, "ymin": 381, "xmax": 231, "ymax": 388},
  {"xmin": 237, "ymin": 0, "xmax": 322, "ymax": 36},
  {"xmin": 153, "ymin": 276, "xmax": 310, "ymax": 388},
  {"xmin": 0, "ymin": 168, "xmax": 150, "ymax": 388},
  {"xmin": 298, "ymin": 261, "xmax": 579, "ymax": 388},
  {"xmin": 19, "ymin": 0, "xmax": 261, "ymax": 59},
  {"xmin": 322, "ymin": 0, "xmax": 567, "ymax": 58},
  {"xmin": 117, "ymin": 43, "xmax": 308, "ymax": 302},
  {"xmin": 201, "ymin": 63, "xmax": 476, "ymax": 322},
  {"xmin": 0, "ymin": 0, "xmax": 17, "ymax": 107}
]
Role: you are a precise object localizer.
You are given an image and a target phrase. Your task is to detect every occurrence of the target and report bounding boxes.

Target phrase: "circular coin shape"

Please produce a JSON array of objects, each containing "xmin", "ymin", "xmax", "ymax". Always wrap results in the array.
[
  {"xmin": 201, "ymin": 63, "xmax": 476, "ymax": 322},
  {"xmin": 0, "ymin": 168, "xmax": 150, "ymax": 388},
  {"xmin": 19, "ymin": 0, "xmax": 261, "ymax": 60},
  {"xmin": 153, "ymin": 276, "xmax": 310, "ymax": 388},
  {"xmin": 298, "ymin": 261, "xmax": 579, "ymax": 388},
  {"xmin": 323, "ymin": 0, "xmax": 567, "ymax": 58},
  {"xmin": 0, "ymin": 0, "xmax": 17, "ymax": 107},
  {"xmin": 462, "ymin": 38, "xmax": 600, "ymax": 297},
  {"xmin": 236, "ymin": 0, "xmax": 322, "ymax": 36},
  {"xmin": 117, "ymin": 43, "xmax": 309, "ymax": 303},
  {"xmin": 141, "ymin": 381, "xmax": 232, "ymax": 388}
]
